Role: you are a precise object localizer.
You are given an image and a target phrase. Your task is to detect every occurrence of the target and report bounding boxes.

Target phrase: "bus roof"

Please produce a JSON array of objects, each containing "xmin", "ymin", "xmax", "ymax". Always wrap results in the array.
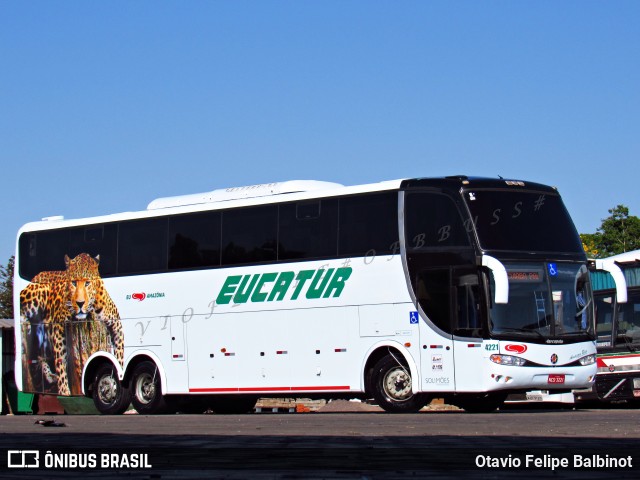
[
  {"xmin": 591, "ymin": 250, "xmax": 640, "ymax": 291},
  {"xmin": 18, "ymin": 176, "xmax": 557, "ymax": 233},
  {"xmin": 19, "ymin": 178, "xmax": 403, "ymax": 232},
  {"xmin": 604, "ymin": 250, "xmax": 640, "ymax": 265},
  {"xmin": 146, "ymin": 180, "xmax": 345, "ymax": 210}
]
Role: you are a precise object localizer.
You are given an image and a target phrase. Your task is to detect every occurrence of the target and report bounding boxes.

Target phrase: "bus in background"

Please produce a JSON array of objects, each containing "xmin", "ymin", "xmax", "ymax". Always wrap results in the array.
[
  {"xmin": 507, "ymin": 253, "xmax": 631, "ymax": 407},
  {"xmin": 14, "ymin": 176, "xmax": 598, "ymax": 414},
  {"xmin": 574, "ymin": 250, "xmax": 640, "ymax": 404}
]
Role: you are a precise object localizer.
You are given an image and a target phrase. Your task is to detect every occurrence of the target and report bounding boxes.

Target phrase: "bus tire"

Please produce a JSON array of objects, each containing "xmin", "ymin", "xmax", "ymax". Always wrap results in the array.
[
  {"xmin": 92, "ymin": 363, "xmax": 131, "ymax": 415},
  {"xmin": 131, "ymin": 361, "xmax": 169, "ymax": 414},
  {"xmin": 371, "ymin": 354, "xmax": 425, "ymax": 413}
]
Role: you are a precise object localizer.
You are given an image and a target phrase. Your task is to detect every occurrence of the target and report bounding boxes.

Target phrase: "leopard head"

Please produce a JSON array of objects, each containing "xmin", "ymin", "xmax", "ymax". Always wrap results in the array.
[{"xmin": 64, "ymin": 254, "xmax": 101, "ymax": 320}]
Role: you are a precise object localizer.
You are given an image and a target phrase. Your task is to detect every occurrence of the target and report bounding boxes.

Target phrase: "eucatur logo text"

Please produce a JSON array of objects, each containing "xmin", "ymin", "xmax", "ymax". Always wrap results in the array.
[{"xmin": 216, "ymin": 267, "xmax": 352, "ymax": 305}]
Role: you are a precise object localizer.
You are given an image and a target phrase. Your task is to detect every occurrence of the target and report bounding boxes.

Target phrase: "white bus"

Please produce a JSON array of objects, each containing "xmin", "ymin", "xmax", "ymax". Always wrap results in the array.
[
  {"xmin": 507, "ymin": 254, "xmax": 631, "ymax": 407},
  {"xmin": 14, "ymin": 176, "xmax": 598, "ymax": 414},
  {"xmin": 574, "ymin": 250, "xmax": 640, "ymax": 404}
]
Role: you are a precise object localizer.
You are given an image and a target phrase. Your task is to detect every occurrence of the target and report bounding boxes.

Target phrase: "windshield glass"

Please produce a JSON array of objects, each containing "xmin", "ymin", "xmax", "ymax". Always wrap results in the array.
[
  {"xmin": 463, "ymin": 189, "xmax": 583, "ymax": 253},
  {"xmin": 490, "ymin": 262, "xmax": 594, "ymax": 339},
  {"xmin": 594, "ymin": 293, "xmax": 615, "ymax": 346},
  {"xmin": 615, "ymin": 289, "xmax": 640, "ymax": 348}
]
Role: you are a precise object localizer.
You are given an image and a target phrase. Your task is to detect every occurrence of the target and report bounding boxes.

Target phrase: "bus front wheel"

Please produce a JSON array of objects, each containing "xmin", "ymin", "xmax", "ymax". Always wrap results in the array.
[
  {"xmin": 371, "ymin": 355, "xmax": 425, "ymax": 413},
  {"xmin": 131, "ymin": 361, "xmax": 169, "ymax": 414},
  {"xmin": 92, "ymin": 364, "xmax": 131, "ymax": 415}
]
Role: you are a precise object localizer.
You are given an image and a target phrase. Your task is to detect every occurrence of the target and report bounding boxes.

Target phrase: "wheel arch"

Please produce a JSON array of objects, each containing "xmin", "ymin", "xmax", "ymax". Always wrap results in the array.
[
  {"xmin": 362, "ymin": 342, "xmax": 420, "ymax": 397},
  {"xmin": 82, "ymin": 352, "xmax": 122, "ymax": 397},
  {"xmin": 82, "ymin": 350, "xmax": 168, "ymax": 397},
  {"xmin": 123, "ymin": 351, "xmax": 169, "ymax": 395}
]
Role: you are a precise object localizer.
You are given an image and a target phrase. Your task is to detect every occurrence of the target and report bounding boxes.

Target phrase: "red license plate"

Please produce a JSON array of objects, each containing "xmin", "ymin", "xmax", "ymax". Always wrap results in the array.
[{"xmin": 548, "ymin": 374, "xmax": 565, "ymax": 384}]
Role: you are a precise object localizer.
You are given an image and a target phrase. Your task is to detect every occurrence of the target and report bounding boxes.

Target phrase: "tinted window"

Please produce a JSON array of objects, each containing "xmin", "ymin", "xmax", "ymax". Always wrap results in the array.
[
  {"xmin": 595, "ymin": 293, "xmax": 615, "ymax": 337},
  {"xmin": 169, "ymin": 212, "xmax": 221, "ymax": 270},
  {"xmin": 118, "ymin": 218, "xmax": 168, "ymax": 274},
  {"xmin": 279, "ymin": 200, "xmax": 338, "ymax": 260},
  {"xmin": 405, "ymin": 192, "xmax": 470, "ymax": 249},
  {"xmin": 339, "ymin": 192, "xmax": 398, "ymax": 257},
  {"xmin": 415, "ymin": 267, "xmax": 483, "ymax": 337},
  {"xmin": 416, "ymin": 268, "xmax": 451, "ymax": 333},
  {"xmin": 222, "ymin": 206, "xmax": 277, "ymax": 265},
  {"xmin": 616, "ymin": 289, "xmax": 640, "ymax": 347},
  {"xmin": 68, "ymin": 224, "xmax": 118, "ymax": 276},
  {"xmin": 19, "ymin": 225, "xmax": 118, "ymax": 279},
  {"xmin": 19, "ymin": 229, "xmax": 69, "ymax": 279},
  {"xmin": 464, "ymin": 189, "xmax": 583, "ymax": 253}
]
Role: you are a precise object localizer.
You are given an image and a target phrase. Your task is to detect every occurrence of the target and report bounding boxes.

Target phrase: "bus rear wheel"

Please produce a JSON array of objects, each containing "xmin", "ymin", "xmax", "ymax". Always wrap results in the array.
[
  {"xmin": 371, "ymin": 355, "xmax": 425, "ymax": 413},
  {"xmin": 92, "ymin": 364, "xmax": 131, "ymax": 415},
  {"xmin": 131, "ymin": 361, "xmax": 169, "ymax": 414}
]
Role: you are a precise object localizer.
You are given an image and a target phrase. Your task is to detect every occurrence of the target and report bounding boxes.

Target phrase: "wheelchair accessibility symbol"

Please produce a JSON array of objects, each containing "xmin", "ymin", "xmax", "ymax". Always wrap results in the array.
[
  {"xmin": 548, "ymin": 263, "xmax": 558, "ymax": 277},
  {"xmin": 409, "ymin": 311, "xmax": 419, "ymax": 324}
]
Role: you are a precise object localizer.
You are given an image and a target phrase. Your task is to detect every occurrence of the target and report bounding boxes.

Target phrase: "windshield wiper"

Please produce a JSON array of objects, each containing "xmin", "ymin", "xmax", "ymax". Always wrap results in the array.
[
  {"xmin": 555, "ymin": 331, "xmax": 593, "ymax": 340},
  {"xmin": 492, "ymin": 327, "xmax": 545, "ymax": 339}
]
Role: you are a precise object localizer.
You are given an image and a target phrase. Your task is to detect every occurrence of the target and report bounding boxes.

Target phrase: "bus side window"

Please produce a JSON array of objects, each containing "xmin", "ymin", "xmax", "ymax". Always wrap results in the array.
[
  {"xmin": 169, "ymin": 212, "xmax": 221, "ymax": 270},
  {"xmin": 416, "ymin": 268, "xmax": 483, "ymax": 337},
  {"xmin": 453, "ymin": 272, "xmax": 483, "ymax": 338},
  {"xmin": 338, "ymin": 192, "xmax": 398, "ymax": 258},
  {"xmin": 19, "ymin": 229, "xmax": 69, "ymax": 279},
  {"xmin": 118, "ymin": 218, "xmax": 168, "ymax": 275},
  {"xmin": 405, "ymin": 192, "xmax": 470, "ymax": 249},
  {"xmin": 68, "ymin": 224, "xmax": 118, "ymax": 276},
  {"xmin": 221, "ymin": 206, "xmax": 278, "ymax": 266},
  {"xmin": 416, "ymin": 268, "xmax": 451, "ymax": 334},
  {"xmin": 278, "ymin": 200, "xmax": 338, "ymax": 261},
  {"xmin": 595, "ymin": 295, "xmax": 614, "ymax": 335}
]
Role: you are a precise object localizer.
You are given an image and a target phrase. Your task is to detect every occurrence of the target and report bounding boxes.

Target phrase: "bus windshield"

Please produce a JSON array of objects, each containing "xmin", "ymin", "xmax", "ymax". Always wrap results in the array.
[
  {"xmin": 596, "ymin": 289, "xmax": 640, "ymax": 349},
  {"xmin": 489, "ymin": 262, "xmax": 594, "ymax": 339},
  {"xmin": 463, "ymin": 189, "xmax": 583, "ymax": 253}
]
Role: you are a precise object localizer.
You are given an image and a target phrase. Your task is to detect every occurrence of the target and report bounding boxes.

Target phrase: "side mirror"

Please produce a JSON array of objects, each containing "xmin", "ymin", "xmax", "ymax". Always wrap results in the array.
[{"xmin": 482, "ymin": 255, "xmax": 509, "ymax": 304}]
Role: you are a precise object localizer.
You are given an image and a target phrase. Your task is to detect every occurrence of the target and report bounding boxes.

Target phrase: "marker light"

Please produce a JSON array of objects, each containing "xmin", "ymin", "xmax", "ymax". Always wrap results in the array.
[
  {"xmin": 578, "ymin": 354, "xmax": 596, "ymax": 366},
  {"xmin": 490, "ymin": 354, "xmax": 527, "ymax": 366}
]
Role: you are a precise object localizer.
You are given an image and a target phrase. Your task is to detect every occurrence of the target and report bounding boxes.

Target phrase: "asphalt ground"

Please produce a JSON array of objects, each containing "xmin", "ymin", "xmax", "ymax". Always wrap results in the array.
[{"xmin": 1, "ymin": 406, "xmax": 639, "ymax": 479}]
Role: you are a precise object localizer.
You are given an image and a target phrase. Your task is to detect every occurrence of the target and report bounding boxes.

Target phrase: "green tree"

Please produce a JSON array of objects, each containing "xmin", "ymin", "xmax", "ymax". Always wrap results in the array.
[
  {"xmin": 595, "ymin": 205, "xmax": 640, "ymax": 257},
  {"xmin": 580, "ymin": 232, "xmax": 602, "ymax": 258},
  {"xmin": 0, "ymin": 256, "xmax": 14, "ymax": 319}
]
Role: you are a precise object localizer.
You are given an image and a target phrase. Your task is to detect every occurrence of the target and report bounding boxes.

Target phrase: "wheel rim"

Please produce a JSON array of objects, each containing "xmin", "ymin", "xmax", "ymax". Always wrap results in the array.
[
  {"xmin": 382, "ymin": 366, "xmax": 412, "ymax": 402},
  {"xmin": 97, "ymin": 372, "xmax": 119, "ymax": 405},
  {"xmin": 135, "ymin": 372, "xmax": 156, "ymax": 405}
]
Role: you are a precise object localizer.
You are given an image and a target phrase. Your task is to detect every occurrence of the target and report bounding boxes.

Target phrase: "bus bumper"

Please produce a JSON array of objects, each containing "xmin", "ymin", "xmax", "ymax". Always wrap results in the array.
[{"xmin": 485, "ymin": 365, "xmax": 597, "ymax": 391}]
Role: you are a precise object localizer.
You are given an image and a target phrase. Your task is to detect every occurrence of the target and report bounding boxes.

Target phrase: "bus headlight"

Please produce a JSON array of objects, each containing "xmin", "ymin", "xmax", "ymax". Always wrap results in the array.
[
  {"xmin": 490, "ymin": 354, "xmax": 527, "ymax": 366},
  {"xmin": 578, "ymin": 354, "xmax": 596, "ymax": 366}
]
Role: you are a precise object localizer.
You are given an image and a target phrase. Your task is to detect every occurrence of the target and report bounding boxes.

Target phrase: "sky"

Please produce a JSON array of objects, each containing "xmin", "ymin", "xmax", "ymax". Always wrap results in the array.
[{"xmin": 1, "ymin": 1, "xmax": 639, "ymax": 265}]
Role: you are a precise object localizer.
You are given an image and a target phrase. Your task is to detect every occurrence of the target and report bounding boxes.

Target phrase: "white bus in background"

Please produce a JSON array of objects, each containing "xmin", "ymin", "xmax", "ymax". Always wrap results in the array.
[
  {"xmin": 15, "ymin": 176, "xmax": 598, "ymax": 414},
  {"xmin": 508, "ymin": 253, "xmax": 633, "ymax": 407},
  {"xmin": 574, "ymin": 250, "xmax": 640, "ymax": 404}
]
